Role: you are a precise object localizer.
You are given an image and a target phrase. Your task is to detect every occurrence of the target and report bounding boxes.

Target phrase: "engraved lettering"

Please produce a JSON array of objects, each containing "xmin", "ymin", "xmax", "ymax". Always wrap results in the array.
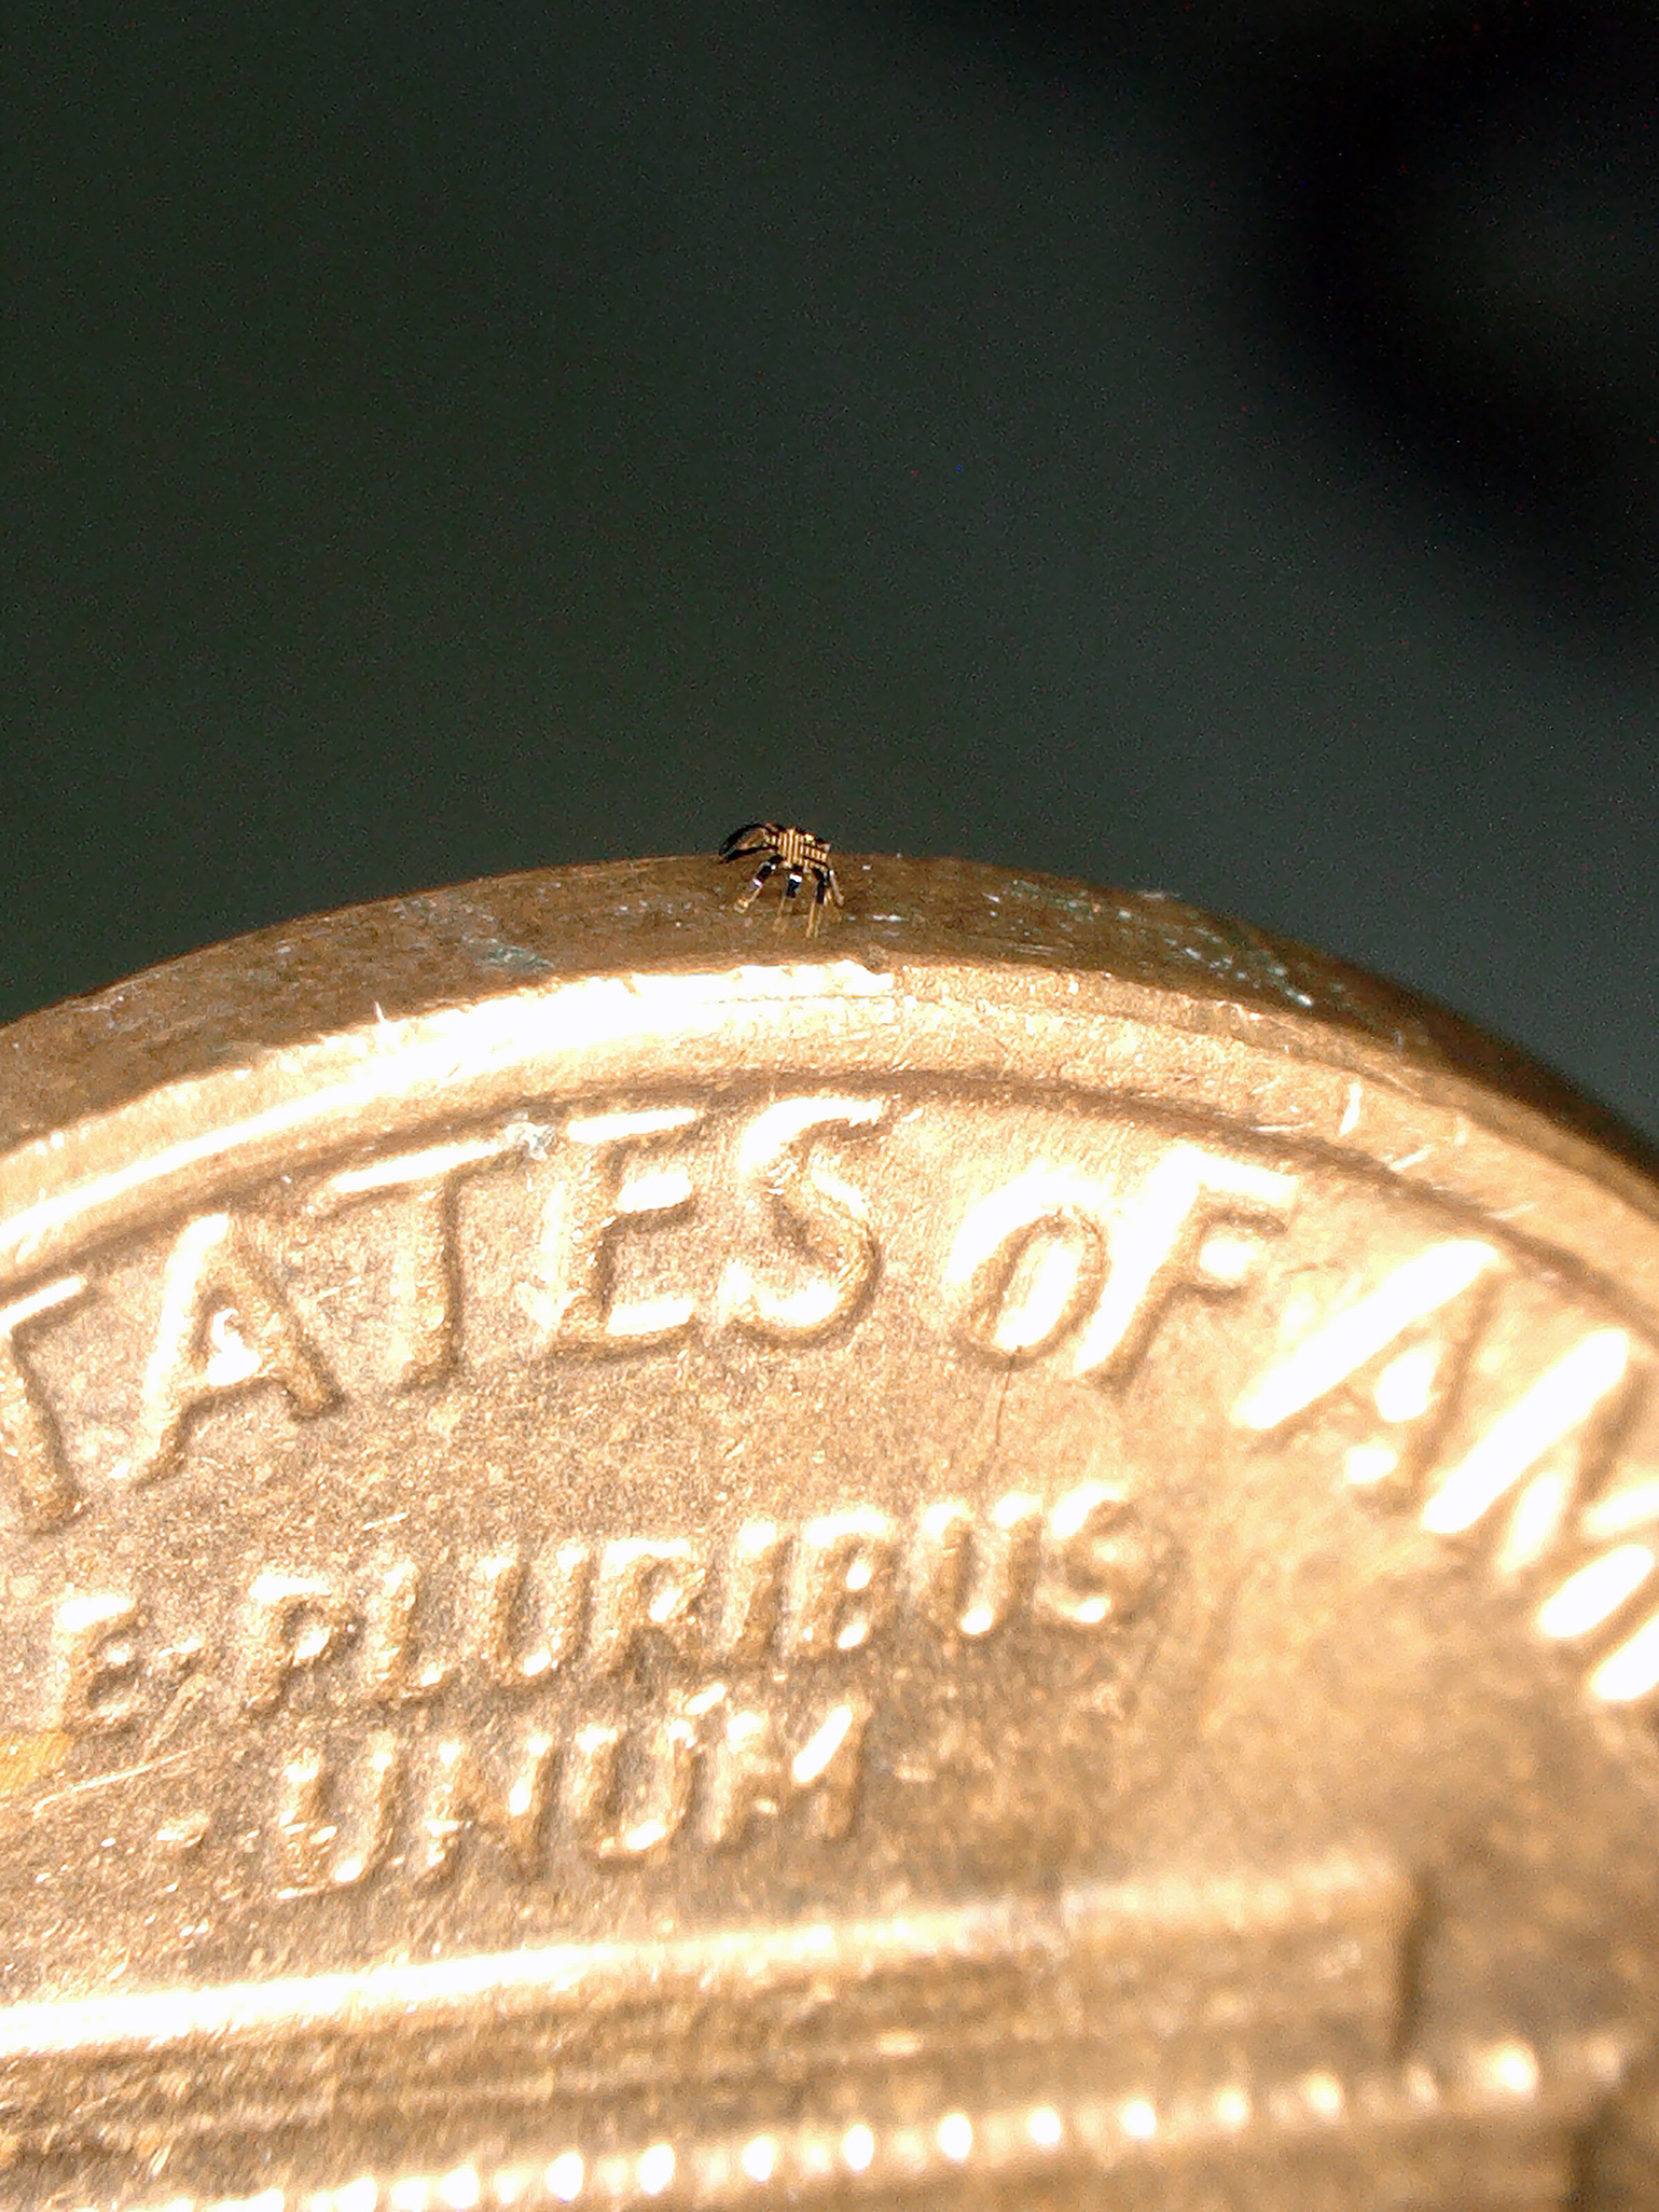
[
  {"xmin": 0, "ymin": 1275, "xmax": 89, "ymax": 1530},
  {"xmin": 35, "ymin": 1462, "xmax": 1172, "ymax": 1883},
  {"xmin": 1422, "ymin": 1328, "xmax": 1638, "ymax": 1575},
  {"xmin": 467, "ymin": 1544, "xmax": 590, "ymax": 1687},
  {"xmin": 711, "ymin": 1519, "xmax": 789, "ymax": 1662},
  {"xmin": 277, "ymin": 1732, "xmax": 401, "ymax": 1891},
  {"xmin": 319, "ymin": 1136, "xmax": 507, "ymax": 1387},
  {"xmin": 531, "ymin": 1106, "xmax": 701, "ymax": 1350},
  {"xmin": 721, "ymin": 1097, "xmax": 887, "ymax": 1343},
  {"xmin": 1071, "ymin": 1145, "xmax": 1297, "ymax": 1381},
  {"xmin": 130, "ymin": 1212, "xmax": 339, "ymax": 1485},
  {"xmin": 784, "ymin": 1510, "xmax": 897, "ymax": 1656},
  {"xmin": 1235, "ymin": 1240, "xmax": 1499, "ymax": 1500},
  {"xmin": 701, "ymin": 1696, "xmax": 872, "ymax": 1845},
  {"xmin": 784, "ymin": 1697, "xmax": 870, "ymax": 1837},
  {"xmin": 948, "ymin": 1183, "xmax": 1106, "ymax": 1363},
  {"xmin": 1537, "ymin": 1546, "xmax": 1657, "ymax": 1647},
  {"xmin": 1588, "ymin": 1596, "xmax": 1659, "ymax": 1706},
  {"xmin": 908, "ymin": 1499, "xmax": 974, "ymax": 1632},
  {"xmin": 588, "ymin": 1538, "xmax": 709, "ymax": 1673},
  {"xmin": 908, "ymin": 1494, "xmax": 1042, "ymax": 1638},
  {"xmin": 241, "ymin": 1573, "xmax": 357, "ymax": 1714},
  {"xmin": 1543, "ymin": 1450, "xmax": 1659, "ymax": 1703},
  {"xmin": 359, "ymin": 1560, "xmax": 451, "ymax": 1705},
  {"xmin": 418, "ymin": 1732, "xmax": 557, "ymax": 1882},
  {"xmin": 565, "ymin": 1715, "xmax": 697, "ymax": 1859},
  {"xmin": 50, "ymin": 1593, "xmax": 143, "ymax": 1732},
  {"xmin": 1034, "ymin": 1482, "xmax": 1152, "ymax": 1627}
]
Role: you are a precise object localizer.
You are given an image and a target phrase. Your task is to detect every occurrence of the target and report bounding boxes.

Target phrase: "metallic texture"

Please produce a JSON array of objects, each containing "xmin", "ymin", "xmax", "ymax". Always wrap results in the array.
[{"xmin": 0, "ymin": 853, "xmax": 1657, "ymax": 2209}]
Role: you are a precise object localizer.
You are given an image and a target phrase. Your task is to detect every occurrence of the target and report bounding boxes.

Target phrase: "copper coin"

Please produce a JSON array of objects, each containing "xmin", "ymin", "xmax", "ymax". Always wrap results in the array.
[{"xmin": 1, "ymin": 854, "xmax": 1656, "ymax": 2209}]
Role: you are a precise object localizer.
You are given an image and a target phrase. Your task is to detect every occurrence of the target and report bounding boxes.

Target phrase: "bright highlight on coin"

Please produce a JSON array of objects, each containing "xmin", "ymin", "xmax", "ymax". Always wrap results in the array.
[{"xmin": 1, "ymin": 851, "xmax": 1658, "ymax": 2206}]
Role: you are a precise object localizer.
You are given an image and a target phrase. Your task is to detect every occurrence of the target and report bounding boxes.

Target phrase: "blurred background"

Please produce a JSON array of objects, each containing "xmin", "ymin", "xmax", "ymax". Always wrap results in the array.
[{"xmin": 10, "ymin": 0, "xmax": 1658, "ymax": 1131}]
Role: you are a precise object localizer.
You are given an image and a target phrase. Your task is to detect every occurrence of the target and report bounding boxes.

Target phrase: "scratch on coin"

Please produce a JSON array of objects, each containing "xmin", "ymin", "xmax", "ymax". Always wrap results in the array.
[
  {"xmin": 1338, "ymin": 1081, "xmax": 1362, "ymax": 1137},
  {"xmin": 951, "ymin": 1360, "xmax": 1018, "ymax": 1506},
  {"xmin": 31, "ymin": 1749, "xmax": 196, "ymax": 1816},
  {"xmin": 995, "ymin": 1365, "xmax": 1013, "ymax": 1458}
]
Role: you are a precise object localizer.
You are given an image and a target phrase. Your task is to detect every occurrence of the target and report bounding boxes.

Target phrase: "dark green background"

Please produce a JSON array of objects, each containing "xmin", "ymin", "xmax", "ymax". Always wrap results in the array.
[{"xmin": 10, "ymin": 1, "xmax": 1658, "ymax": 1131}]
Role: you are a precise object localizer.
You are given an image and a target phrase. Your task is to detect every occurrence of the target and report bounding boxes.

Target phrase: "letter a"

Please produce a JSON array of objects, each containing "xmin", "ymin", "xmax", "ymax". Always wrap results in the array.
[{"xmin": 130, "ymin": 1213, "xmax": 339, "ymax": 1485}]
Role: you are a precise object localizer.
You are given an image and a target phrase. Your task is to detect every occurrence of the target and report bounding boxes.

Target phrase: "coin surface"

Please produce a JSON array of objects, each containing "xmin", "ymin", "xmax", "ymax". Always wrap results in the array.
[{"xmin": 1, "ymin": 854, "xmax": 1658, "ymax": 2210}]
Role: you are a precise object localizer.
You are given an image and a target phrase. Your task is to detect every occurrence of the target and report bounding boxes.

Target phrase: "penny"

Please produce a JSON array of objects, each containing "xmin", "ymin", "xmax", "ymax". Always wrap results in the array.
[{"xmin": 1, "ymin": 853, "xmax": 1657, "ymax": 2209}]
